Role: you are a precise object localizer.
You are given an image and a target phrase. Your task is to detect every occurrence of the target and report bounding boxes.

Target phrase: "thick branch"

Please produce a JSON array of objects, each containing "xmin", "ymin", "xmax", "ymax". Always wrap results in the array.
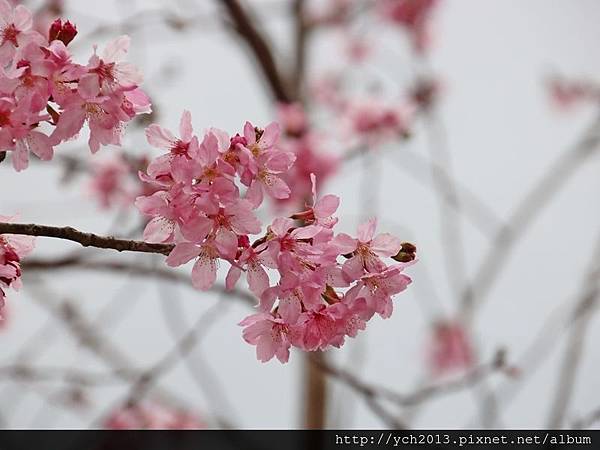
[
  {"xmin": 219, "ymin": 0, "xmax": 292, "ymax": 102},
  {"xmin": 0, "ymin": 223, "xmax": 173, "ymax": 256}
]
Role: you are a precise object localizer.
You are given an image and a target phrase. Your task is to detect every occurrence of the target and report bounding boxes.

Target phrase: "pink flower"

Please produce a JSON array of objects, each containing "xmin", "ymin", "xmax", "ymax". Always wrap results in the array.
[
  {"xmin": 225, "ymin": 242, "xmax": 270, "ymax": 296},
  {"xmin": 427, "ymin": 320, "xmax": 474, "ymax": 376},
  {"xmin": 0, "ymin": 95, "xmax": 54, "ymax": 171},
  {"xmin": 291, "ymin": 173, "xmax": 340, "ymax": 229},
  {"xmin": 166, "ymin": 239, "xmax": 221, "ymax": 291},
  {"xmin": 335, "ymin": 218, "xmax": 403, "ymax": 281},
  {"xmin": 239, "ymin": 121, "xmax": 296, "ymax": 205},
  {"xmin": 80, "ymin": 35, "xmax": 142, "ymax": 96},
  {"xmin": 0, "ymin": 215, "xmax": 35, "ymax": 315},
  {"xmin": 89, "ymin": 154, "xmax": 141, "ymax": 209},
  {"xmin": 239, "ymin": 312, "xmax": 294, "ymax": 363},
  {"xmin": 0, "ymin": 0, "xmax": 36, "ymax": 65},
  {"xmin": 136, "ymin": 185, "xmax": 199, "ymax": 244},
  {"xmin": 293, "ymin": 303, "xmax": 348, "ymax": 351},
  {"xmin": 145, "ymin": 110, "xmax": 198, "ymax": 161},
  {"xmin": 345, "ymin": 264, "xmax": 412, "ymax": 319}
]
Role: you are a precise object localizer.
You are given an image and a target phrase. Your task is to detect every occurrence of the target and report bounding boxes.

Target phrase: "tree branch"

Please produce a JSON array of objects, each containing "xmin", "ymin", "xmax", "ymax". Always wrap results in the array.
[
  {"xmin": 0, "ymin": 222, "xmax": 173, "ymax": 256},
  {"xmin": 219, "ymin": 0, "xmax": 292, "ymax": 102}
]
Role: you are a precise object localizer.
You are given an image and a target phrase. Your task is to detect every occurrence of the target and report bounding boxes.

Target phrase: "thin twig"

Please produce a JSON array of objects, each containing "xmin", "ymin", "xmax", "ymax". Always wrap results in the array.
[
  {"xmin": 460, "ymin": 113, "xmax": 600, "ymax": 320},
  {"xmin": 546, "ymin": 232, "xmax": 600, "ymax": 428},
  {"xmin": 22, "ymin": 256, "xmax": 256, "ymax": 306}
]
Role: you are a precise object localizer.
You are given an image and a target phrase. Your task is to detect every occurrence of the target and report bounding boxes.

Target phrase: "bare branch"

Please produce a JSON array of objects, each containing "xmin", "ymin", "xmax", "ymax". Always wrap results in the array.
[
  {"xmin": 461, "ymin": 113, "xmax": 600, "ymax": 319},
  {"xmin": 0, "ymin": 222, "xmax": 173, "ymax": 255},
  {"xmin": 219, "ymin": 0, "xmax": 292, "ymax": 102}
]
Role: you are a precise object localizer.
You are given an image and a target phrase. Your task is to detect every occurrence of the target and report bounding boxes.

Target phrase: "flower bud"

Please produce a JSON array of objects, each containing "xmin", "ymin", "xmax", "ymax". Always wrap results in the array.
[{"xmin": 48, "ymin": 19, "xmax": 78, "ymax": 46}]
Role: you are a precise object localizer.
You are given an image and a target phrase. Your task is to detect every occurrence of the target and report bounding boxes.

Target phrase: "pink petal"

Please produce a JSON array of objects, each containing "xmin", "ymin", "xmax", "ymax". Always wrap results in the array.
[
  {"xmin": 27, "ymin": 131, "xmax": 53, "ymax": 161},
  {"xmin": 256, "ymin": 335, "xmax": 277, "ymax": 363},
  {"xmin": 191, "ymin": 255, "xmax": 217, "ymax": 291},
  {"xmin": 260, "ymin": 122, "xmax": 280, "ymax": 147},
  {"xmin": 180, "ymin": 215, "xmax": 212, "ymax": 243},
  {"xmin": 342, "ymin": 255, "xmax": 365, "ymax": 281},
  {"xmin": 270, "ymin": 217, "xmax": 294, "ymax": 237},
  {"xmin": 142, "ymin": 217, "xmax": 174, "ymax": 243},
  {"xmin": 52, "ymin": 107, "xmax": 86, "ymax": 144},
  {"xmin": 134, "ymin": 192, "xmax": 167, "ymax": 215},
  {"xmin": 371, "ymin": 233, "xmax": 402, "ymax": 257},
  {"xmin": 314, "ymin": 194, "xmax": 340, "ymax": 218},
  {"xmin": 179, "ymin": 110, "xmax": 193, "ymax": 142},
  {"xmin": 265, "ymin": 151, "xmax": 295, "ymax": 172},
  {"xmin": 12, "ymin": 140, "xmax": 29, "ymax": 171},
  {"xmin": 78, "ymin": 73, "xmax": 100, "ymax": 99},
  {"xmin": 166, "ymin": 243, "xmax": 200, "ymax": 267},
  {"xmin": 262, "ymin": 174, "xmax": 291, "ymax": 199},
  {"xmin": 278, "ymin": 295, "xmax": 301, "ymax": 324},
  {"xmin": 13, "ymin": 5, "xmax": 32, "ymax": 30},
  {"xmin": 332, "ymin": 233, "xmax": 358, "ymax": 254},
  {"xmin": 227, "ymin": 201, "xmax": 261, "ymax": 235},
  {"xmin": 247, "ymin": 263, "xmax": 269, "ymax": 296},
  {"xmin": 145, "ymin": 124, "xmax": 175, "ymax": 149},
  {"xmin": 357, "ymin": 218, "xmax": 377, "ymax": 243},
  {"xmin": 225, "ymin": 265, "xmax": 242, "ymax": 290},
  {"xmin": 243, "ymin": 121, "xmax": 256, "ymax": 145},
  {"xmin": 102, "ymin": 35, "xmax": 130, "ymax": 63},
  {"xmin": 244, "ymin": 180, "xmax": 264, "ymax": 208},
  {"xmin": 215, "ymin": 228, "xmax": 238, "ymax": 260},
  {"xmin": 259, "ymin": 287, "xmax": 278, "ymax": 312}
]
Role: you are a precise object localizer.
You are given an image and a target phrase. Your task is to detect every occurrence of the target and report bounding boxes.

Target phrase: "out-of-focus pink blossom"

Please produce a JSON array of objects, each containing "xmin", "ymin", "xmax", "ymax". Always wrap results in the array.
[
  {"xmin": 427, "ymin": 320, "xmax": 474, "ymax": 376},
  {"xmin": 344, "ymin": 98, "xmax": 414, "ymax": 146},
  {"xmin": 378, "ymin": 0, "xmax": 439, "ymax": 53},
  {"xmin": 547, "ymin": 76, "xmax": 600, "ymax": 111},
  {"xmin": 105, "ymin": 402, "xmax": 204, "ymax": 430}
]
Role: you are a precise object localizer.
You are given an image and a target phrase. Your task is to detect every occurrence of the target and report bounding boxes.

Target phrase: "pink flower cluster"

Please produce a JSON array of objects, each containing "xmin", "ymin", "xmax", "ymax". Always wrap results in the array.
[
  {"xmin": 0, "ymin": 216, "xmax": 35, "ymax": 315},
  {"xmin": 135, "ymin": 113, "xmax": 416, "ymax": 363},
  {"xmin": 0, "ymin": 1, "xmax": 150, "ymax": 171},
  {"xmin": 105, "ymin": 402, "xmax": 204, "ymax": 430}
]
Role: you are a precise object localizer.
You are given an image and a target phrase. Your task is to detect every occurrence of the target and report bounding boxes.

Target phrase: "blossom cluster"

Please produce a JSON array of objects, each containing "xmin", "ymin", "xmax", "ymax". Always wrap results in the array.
[
  {"xmin": 0, "ymin": 216, "xmax": 35, "ymax": 316},
  {"xmin": 135, "ymin": 113, "xmax": 416, "ymax": 363},
  {"xmin": 0, "ymin": 0, "xmax": 150, "ymax": 171}
]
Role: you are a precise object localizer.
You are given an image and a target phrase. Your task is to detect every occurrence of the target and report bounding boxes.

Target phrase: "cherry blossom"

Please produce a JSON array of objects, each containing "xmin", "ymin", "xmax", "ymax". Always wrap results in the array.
[
  {"xmin": 134, "ymin": 111, "xmax": 416, "ymax": 363},
  {"xmin": 0, "ymin": 215, "xmax": 35, "ymax": 316},
  {"xmin": 0, "ymin": 2, "xmax": 149, "ymax": 169}
]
